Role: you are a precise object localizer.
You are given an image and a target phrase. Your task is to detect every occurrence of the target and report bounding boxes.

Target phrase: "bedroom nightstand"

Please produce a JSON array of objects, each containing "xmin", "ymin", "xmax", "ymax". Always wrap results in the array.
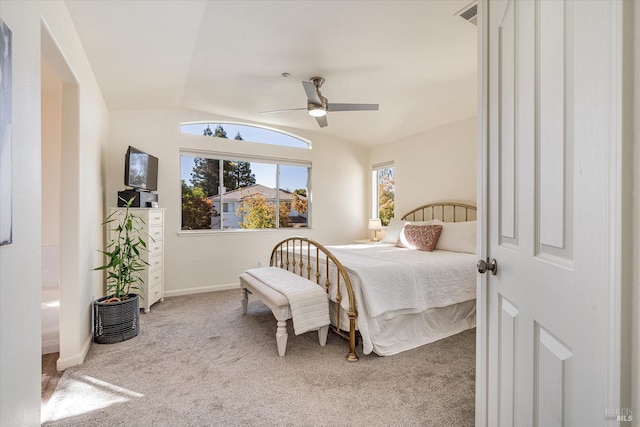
[{"xmin": 352, "ymin": 239, "xmax": 382, "ymax": 245}]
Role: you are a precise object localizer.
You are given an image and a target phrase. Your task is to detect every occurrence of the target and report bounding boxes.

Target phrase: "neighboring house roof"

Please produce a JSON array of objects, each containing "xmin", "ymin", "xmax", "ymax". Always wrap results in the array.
[
  {"xmin": 208, "ymin": 184, "xmax": 306, "ymax": 203},
  {"xmin": 288, "ymin": 215, "xmax": 308, "ymax": 224}
]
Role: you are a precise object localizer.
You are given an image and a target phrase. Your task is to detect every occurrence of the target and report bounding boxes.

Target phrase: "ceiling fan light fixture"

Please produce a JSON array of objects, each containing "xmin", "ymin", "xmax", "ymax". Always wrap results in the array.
[
  {"xmin": 262, "ymin": 77, "xmax": 378, "ymax": 127},
  {"xmin": 308, "ymin": 106, "xmax": 327, "ymax": 117}
]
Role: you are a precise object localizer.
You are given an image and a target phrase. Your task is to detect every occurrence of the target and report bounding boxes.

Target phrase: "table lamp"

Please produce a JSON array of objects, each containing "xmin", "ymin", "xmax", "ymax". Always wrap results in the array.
[{"xmin": 368, "ymin": 218, "xmax": 382, "ymax": 242}]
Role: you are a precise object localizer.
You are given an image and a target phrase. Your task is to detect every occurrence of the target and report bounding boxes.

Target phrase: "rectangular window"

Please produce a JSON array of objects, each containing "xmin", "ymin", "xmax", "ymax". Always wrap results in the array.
[
  {"xmin": 180, "ymin": 152, "xmax": 310, "ymax": 231},
  {"xmin": 372, "ymin": 162, "xmax": 395, "ymax": 226}
]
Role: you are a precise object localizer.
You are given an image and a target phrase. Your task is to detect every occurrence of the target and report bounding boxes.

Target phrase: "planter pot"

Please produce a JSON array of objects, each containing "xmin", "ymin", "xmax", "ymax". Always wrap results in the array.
[{"xmin": 93, "ymin": 294, "xmax": 140, "ymax": 344}]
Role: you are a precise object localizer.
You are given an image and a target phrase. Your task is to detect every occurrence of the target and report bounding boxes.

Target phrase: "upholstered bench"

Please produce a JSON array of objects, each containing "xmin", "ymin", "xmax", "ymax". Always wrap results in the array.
[{"xmin": 240, "ymin": 267, "xmax": 330, "ymax": 357}]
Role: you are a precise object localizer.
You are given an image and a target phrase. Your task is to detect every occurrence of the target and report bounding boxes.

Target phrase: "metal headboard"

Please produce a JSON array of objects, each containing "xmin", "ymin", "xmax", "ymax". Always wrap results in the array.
[{"xmin": 401, "ymin": 202, "xmax": 477, "ymax": 222}]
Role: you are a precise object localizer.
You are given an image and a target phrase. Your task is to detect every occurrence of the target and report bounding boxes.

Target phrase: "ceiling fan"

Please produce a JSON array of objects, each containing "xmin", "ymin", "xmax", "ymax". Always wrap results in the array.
[{"xmin": 262, "ymin": 77, "xmax": 379, "ymax": 128}]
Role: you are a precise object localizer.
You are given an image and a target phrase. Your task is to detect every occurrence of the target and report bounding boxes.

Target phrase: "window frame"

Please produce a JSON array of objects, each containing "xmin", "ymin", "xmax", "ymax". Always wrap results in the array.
[
  {"xmin": 179, "ymin": 121, "xmax": 312, "ymax": 149},
  {"xmin": 371, "ymin": 161, "xmax": 395, "ymax": 227},
  {"xmin": 179, "ymin": 149, "xmax": 311, "ymax": 234}
]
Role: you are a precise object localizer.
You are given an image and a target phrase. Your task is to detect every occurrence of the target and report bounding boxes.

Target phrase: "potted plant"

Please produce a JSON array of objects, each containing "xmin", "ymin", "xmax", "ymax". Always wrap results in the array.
[{"xmin": 93, "ymin": 197, "xmax": 149, "ymax": 344}]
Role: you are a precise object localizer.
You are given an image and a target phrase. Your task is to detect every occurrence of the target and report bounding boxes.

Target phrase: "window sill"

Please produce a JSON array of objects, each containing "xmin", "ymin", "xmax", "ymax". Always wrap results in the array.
[{"xmin": 177, "ymin": 228, "xmax": 311, "ymax": 237}]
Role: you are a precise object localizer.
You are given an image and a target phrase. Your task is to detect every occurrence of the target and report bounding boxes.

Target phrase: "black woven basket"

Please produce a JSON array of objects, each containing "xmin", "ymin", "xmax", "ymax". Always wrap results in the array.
[{"xmin": 93, "ymin": 294, "xmax": 140, "ymax": 344}]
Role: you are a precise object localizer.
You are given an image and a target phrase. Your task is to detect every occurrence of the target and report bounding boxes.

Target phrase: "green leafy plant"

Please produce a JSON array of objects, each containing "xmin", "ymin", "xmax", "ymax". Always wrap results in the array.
[{"xmin": 95, "ymin": 197, "xmax": 149, "ymax": 302}]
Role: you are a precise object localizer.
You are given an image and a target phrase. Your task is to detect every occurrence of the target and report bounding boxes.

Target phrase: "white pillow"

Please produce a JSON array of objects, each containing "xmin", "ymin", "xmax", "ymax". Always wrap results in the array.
[
  {"xmin": 432, "ymin": 219, "xmax": 477, "ymax": 254},
  {"xmin": 381, "ymin": 218, "xmax": 405, "ymax": 243}
]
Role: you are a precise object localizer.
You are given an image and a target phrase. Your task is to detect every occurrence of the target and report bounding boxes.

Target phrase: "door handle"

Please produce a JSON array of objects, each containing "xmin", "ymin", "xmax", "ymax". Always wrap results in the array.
[{"xmin": 477, "ymin": 257, "xmax": 498, "ymax": 275}]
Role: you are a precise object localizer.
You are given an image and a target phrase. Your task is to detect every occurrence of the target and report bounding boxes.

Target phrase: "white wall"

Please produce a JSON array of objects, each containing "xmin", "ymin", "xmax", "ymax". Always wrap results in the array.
[
  {"xmin": 41, "ymin": 2, "xmax": 110, "ymax": 371},
  {"xmin": 41, "ymin": 58, "xmax": 61, "ymax": 248},
  {"xmin": 369, "ymin": 116, "xmax": 477, "ymax": 218},
  {"xmin": 0, "ymin": 3, "xmax": 44, "ymax": 425},
  {"xmin": 41, "ymin": 55, "xmax": 62, "ymax": 355},
  {"xmin": 0, "ymin": 1, "xmax": 109, "ymax": 424},
  {"xmin": 108, "ymin": 109, "xmax": 369, "ymax": 296}
]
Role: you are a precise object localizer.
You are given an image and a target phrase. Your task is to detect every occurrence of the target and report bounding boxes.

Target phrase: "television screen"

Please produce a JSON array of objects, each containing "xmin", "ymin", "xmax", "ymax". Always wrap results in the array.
[{"xmin": 125, "ymin": 146, "xmax": 158, "ymax": 191}]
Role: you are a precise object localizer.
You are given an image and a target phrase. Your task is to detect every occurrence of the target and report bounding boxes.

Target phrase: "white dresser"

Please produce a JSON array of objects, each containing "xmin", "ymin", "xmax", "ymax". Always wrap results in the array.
[{"xmin": 108, "ymin": 207, "xmax": 165, "ymax": 313}]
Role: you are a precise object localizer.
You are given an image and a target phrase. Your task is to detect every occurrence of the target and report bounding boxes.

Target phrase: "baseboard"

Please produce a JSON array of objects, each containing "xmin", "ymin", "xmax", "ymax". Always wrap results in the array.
[
  {"xmin": 164, "ymin": 282, "xmax": 240, "ymax": 298},
  {"xmin": 42, "ymin": 339, "xmax": 60, "ymax": 355},
  {"xmin": 56, "ymin": 333, "xmax": 92, "ymax": 371}
]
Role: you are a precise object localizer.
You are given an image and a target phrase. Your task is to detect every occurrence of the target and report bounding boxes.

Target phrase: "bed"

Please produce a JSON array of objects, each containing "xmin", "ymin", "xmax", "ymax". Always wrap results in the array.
[{"xmin": 269, "ymin": 202, "xmax": 477, "ymax": 361}]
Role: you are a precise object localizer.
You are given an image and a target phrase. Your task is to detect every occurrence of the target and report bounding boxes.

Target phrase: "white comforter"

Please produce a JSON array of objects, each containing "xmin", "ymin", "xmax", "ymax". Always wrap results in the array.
[
  {"xmin": 328, "ymin": 244, "xmax": 477, "ymax": 318},
  {"xmin": 324, "ymin": 243, "xmax": 477, "ymax": 355},
  {"xmin": 277, "ymin": 242, "xmax": 477, "ymax": 355}
]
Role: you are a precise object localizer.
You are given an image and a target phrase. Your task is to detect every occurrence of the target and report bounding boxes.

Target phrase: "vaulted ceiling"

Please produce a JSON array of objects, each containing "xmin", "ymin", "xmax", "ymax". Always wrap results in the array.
[{"xmin": 64, "ymin": 0, "xmax": 477, "ymax": 146}]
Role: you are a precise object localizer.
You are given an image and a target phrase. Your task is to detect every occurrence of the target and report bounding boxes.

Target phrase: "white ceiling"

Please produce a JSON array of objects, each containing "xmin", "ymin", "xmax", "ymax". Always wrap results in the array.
[{"xmin": 64, "ymin": 0, "xmax": 477, "ymax": 147}]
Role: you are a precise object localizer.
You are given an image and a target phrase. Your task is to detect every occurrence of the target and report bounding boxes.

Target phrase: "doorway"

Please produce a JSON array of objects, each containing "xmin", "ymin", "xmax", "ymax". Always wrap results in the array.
[
  {"xmin": 40, "ymin": 54, "xmax": 64, "ymax": 407},
  {"xmin": 41, "ymin": 56, "xmax": 62, "ymax": 357},
  {"xmin": 40, "ymin": 21, "xmax": 81, "ymax": 411}
]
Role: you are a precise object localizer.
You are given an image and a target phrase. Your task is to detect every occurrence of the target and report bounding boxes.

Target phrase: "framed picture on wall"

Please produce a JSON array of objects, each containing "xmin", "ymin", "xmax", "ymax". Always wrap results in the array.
[{"xmin": 0, "ymin": 19, "xmax": 12, "ymax": 246}]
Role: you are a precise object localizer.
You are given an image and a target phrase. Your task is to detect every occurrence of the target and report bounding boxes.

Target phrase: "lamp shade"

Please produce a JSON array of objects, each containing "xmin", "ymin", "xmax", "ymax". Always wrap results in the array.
[{"xmin": 368, "ymin": 218, "xmax": 382, "ymax": 230}]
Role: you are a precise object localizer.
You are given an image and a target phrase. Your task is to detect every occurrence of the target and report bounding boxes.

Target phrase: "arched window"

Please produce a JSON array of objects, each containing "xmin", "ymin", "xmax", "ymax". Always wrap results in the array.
[
  {"xmin": 180, "ymin": 122, "xmax": 310, "ymax": 149},
  {"xmin": 179, "ymin": 122, "xmax": 311, "ymax": 232}
]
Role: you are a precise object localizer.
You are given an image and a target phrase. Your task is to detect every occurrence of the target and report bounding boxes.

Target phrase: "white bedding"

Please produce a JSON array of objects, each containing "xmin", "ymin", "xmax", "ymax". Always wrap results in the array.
[
  {"xmin": 330, "ymin": 299, "xmax": 476, "ymax": 356},
  {"xmin": 277, "ymin": 242, "xmax": 477, "ymax": 356},
  {"xmin": 327, "ymin": 243, "xmax": 477, "ymax": 318},
  {"xmin": 323, "ymin": 243, "xmax": 476, "ymax": 355}
]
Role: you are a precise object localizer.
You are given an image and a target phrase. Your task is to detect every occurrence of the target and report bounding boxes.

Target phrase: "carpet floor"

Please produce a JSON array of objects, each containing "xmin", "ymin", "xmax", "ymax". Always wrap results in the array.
[{"xmin": 42, "ymin": 290, "xmax": 475, "ymax": 426}]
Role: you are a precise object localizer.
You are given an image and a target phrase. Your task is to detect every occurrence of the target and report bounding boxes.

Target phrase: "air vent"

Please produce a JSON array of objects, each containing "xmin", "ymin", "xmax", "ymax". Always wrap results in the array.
[{"xmin": 455, "ymin": 1, "xmax": 478, "ymax": 26}]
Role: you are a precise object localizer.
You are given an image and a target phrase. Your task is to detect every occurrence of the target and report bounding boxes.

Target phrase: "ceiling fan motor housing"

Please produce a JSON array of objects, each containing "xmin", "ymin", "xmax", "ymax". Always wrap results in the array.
[
  {"xmin": 307, "ymin": 77, "xmax": 328, "ymax": 116},
  {"xmin": 310, "ymin": 76, "xmax": 325, "ymax": 88}
]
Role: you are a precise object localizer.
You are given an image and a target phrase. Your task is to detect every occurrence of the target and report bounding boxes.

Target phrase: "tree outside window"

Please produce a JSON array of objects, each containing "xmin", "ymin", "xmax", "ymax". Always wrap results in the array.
[
  {"xmin": 181, "ymin": 122, "xmax": 310, "ymax": 149},
  {"xmin": 373, "ymin": 165, "xmax": 394, "ymax": 226},
  {"xmin": 181, "ymin": 124, "xmax": 309, "ymax": 231}
]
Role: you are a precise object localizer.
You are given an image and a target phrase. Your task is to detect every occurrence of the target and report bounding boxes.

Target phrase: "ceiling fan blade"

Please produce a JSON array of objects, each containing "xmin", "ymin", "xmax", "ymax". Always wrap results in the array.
[
  {"xmin": 302, "ymin": 81, "xmax": 323, "ymax": 105},
  {"xmin": 315, "ymin": 115, "xmax": 328, "ymax": 128},
  {"xmin": 259, "ymin": 107, "xmax": 307, "ymax": 114},
  {"xmin": 327, "ymin": 103, "xmax": 379, "ymax": 112}
]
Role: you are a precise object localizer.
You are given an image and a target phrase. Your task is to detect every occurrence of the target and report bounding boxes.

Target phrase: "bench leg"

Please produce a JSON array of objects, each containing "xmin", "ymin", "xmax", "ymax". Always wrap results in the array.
[
  {"xmin": 318, "ymin": 325, "xmax": 329, "ymax": 347},
  {"xmin": 276, "ymin": 320, "xmax": 288, "ymax": 356},
  {"xmin": 241, "ymin": 288, "xmax": 248, "ymax": 314}
]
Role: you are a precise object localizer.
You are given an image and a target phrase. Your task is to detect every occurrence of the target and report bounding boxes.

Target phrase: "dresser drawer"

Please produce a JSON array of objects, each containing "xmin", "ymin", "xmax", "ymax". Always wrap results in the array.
[
  {"xmin": 148, "ymin": 211, "xmax": 163, "ymax": 227},
  {"xmin": 148, "ymin": 225, "xmax": 163, "ymax": 241},
  {"xmin": 148, "ymin": 239, "xmax": 163, "ymax": 257},
  {"xmin": 148, "ymin": 254, "xmax": 163, "ymax": 271},
  {"xmin": 149, "ymin": 269, "xmax": 163, "ymax": 287},
  {"xmin": 148, "ymin": 282, "xmax": 163, "ymax": 305}
]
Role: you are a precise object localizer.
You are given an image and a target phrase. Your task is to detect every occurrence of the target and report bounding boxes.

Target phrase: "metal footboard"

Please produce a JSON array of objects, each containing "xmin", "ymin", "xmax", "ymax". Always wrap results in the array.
[{"xmin": 269, "ymin": 237, "xmax": 358, "ymax": 362}]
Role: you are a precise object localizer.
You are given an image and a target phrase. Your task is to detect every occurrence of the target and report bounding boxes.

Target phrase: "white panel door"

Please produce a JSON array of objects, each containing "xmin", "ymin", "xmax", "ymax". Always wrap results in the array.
[{"xmin": 480, "ymin": 0, "xmax": 622, "ymax": 425}]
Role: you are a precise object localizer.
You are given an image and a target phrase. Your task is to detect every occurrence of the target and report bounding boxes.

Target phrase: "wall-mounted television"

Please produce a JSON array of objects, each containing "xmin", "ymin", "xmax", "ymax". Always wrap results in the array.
[{"xmin": 124, "ymin": 146, "xmax": 158, "ymax": 191}]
